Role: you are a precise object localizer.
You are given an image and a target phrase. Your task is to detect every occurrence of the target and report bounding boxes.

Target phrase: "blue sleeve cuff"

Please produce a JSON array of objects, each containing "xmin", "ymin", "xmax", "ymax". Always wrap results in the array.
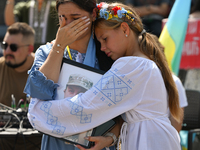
[{"xmin": 24, "ymin": 70, "xmax": 59, "ymax": 100}]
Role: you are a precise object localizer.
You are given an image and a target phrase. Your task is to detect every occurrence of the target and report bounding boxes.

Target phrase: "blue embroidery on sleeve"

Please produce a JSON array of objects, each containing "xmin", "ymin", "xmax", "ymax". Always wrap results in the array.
[
  {"xmin": 94, "ymin": 70, "xmax": 132, "ymax": 104},
  {"xmin": 36, "ymin": 68, "xmax": 134, "ymax": 135},
  {"xmin": 127, "ymin": 79, "xmax": 132, "ymax": 84},
  {"xmin": 39, "ymin": 98, "xmax": 92, "ymax": 136},
  {"xmin": 39, "ymin": 101, "xmax": 66, "ymax": 136},
  {"xmin": 47, "ymin": 114, "xmax": 58, "ymax": 126},
  {"xmin": 101, "ymin": 97, "xmax": 105, "ymax": 101},
  {"xmin": 52, "ymin": 125, "xmax": 66, "ymax": 135},
  {"xmin": 66, "ymin": 98, "xmax": 92, "ymax": 124},
  {"xmin": 71, "ymin": 103, "xmax": 83, "ymax": 116},
  {"xmin": 93, "ymin": 90, "xmax": 98, "ymax": 95},
  {"xmin": 41, "ymin": 101, "xmax": 52, "ymax": 113},
  {"xmin": 80, "ymin": 114, "xmax": 92, "ymax": 123}
]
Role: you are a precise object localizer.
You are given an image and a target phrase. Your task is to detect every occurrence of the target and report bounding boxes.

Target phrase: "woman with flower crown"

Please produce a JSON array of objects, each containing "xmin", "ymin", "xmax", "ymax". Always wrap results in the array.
[{"xmin": 27, "ymin": 2, "xmax": 182, "ymax": 150}]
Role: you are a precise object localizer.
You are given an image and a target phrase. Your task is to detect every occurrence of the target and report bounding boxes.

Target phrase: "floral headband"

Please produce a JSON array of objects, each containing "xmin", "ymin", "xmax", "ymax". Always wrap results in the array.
[{"xmin": 96, "ymin": 2, "xmax": 135, "ymax": 24}]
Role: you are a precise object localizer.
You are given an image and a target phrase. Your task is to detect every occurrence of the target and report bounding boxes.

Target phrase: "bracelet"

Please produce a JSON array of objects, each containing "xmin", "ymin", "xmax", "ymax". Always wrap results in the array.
[
  {"xmin": 54, "ymin": 43, "xmax": 64, "ymax": 54},
  {"xmin": 56, "ymin": 44, "xmax": 61, "ymax": 53},
  {"xmin": 104, "ymin": 132, "xmax": 118, "ymax": 147},
  {"xmin": 6, "ymin": 1, "xmax": 15, "ymax": 4}
]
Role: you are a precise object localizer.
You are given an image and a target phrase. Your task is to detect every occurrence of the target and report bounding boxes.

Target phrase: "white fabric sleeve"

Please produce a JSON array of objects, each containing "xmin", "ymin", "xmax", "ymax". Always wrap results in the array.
[
  {"xmin": 172, "ymin": 75, "xmax": 188, "ymax": 108},
  {"xmin": 28, "ymin": 57, "xmax": 157, "ymax": 137}
]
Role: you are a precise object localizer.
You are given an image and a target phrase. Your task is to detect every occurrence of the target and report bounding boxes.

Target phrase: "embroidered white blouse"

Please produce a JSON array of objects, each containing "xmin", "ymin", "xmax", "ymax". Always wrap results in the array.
[{"xmin": 28, "ymin": 57, "xmax": 181, "ymax": 150}]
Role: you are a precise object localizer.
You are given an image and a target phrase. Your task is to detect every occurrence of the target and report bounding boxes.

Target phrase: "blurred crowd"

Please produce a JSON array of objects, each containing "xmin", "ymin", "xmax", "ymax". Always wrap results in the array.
[{"xmin": 0, "ymin": 0, "xmax": 199, "ymax": 57}]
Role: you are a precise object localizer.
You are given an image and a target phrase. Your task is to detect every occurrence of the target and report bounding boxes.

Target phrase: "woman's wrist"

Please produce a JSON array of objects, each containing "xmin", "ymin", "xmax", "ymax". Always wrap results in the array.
[
  {"xmin": 104, "ymin": 132, "xmax": 118, "ymax": 147},
  {"xmin": 52, "ymin": 43, "xmax": 65, "ymax": 54},
  {"xmin": 105, "ymin": 136, "xmax": 113, "ymax": 146}
]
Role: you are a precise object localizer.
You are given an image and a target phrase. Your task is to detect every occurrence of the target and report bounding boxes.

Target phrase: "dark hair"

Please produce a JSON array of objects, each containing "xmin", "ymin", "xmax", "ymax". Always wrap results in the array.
[
  {"xmin": 191, "ymin": 0, "xmax": 200, "ymax": 13},
  {"xmin": 95, "ymin": 3, "xmax": 182, "ymax": 122},
  {"xmin": 55, "ymin": 0, "xmax": 114, "ymax": 72},
  {"xmin": 7, "ymin": 22, "xmax": 35, "ymax": 38},
  {"xmin": 56, "ymin": 0, "xmax": 96, "ymax": 13}
]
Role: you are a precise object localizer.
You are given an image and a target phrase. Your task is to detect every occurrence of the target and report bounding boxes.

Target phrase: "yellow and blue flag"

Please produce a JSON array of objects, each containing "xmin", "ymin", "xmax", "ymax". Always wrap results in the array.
[{"xmin": 159, "ymin": 0, "xmax": 191, "ymax": 75}]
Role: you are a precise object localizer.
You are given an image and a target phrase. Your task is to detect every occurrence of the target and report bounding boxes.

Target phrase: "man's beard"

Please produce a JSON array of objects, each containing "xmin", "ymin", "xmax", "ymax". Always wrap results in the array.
[{"xmin": 5, "ymin": 57, "xmax": 27, "ymax": 69}]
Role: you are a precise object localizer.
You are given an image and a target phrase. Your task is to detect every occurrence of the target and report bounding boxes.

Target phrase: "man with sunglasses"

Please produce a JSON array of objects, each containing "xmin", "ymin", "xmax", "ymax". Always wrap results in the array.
[
  {"xmin": 0, "ymin": 22, "xmax": 42, "ymax": 150},
  {"xmin": 0, "ymin": 22, "xmax": 35, "ymax": 108}
]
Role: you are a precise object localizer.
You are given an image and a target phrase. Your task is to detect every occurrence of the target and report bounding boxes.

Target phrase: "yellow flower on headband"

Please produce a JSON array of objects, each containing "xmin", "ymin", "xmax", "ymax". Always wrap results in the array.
[
  {"xmin": 108, "ymin": 14, "xmax": 112, "ymax": 20},
  {"xmin": 96, "ymin": 3, "xmax": 135, "ymax": 23},
  {"xmin": 114, "ymin": 14, "xmax": 118, "ymax": 18}
]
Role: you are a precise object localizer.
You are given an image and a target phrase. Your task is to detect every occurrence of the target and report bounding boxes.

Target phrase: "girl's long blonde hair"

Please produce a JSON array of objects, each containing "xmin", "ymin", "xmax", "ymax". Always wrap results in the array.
[{"xmin": 95, "ymin": 3, "xmax": 182, "ymax": 122}]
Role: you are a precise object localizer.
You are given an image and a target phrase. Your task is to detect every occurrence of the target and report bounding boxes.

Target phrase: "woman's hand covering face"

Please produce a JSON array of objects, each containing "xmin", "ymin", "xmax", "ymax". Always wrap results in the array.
[{"xmin": 54, "ymin": 16, "xmax": 91, "ymax": 49}]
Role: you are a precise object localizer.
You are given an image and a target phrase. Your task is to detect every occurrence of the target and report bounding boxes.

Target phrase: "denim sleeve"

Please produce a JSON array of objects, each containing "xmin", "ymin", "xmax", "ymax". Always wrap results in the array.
[{"xmin": 24, "ymin": 43, "xmax": 59, "ymax": 100}]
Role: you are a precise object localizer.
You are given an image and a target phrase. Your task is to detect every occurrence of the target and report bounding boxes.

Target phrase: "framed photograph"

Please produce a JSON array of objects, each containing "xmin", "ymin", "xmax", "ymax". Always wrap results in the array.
[
  {"xmin": 56, "ymin": 58, "xmax": 105, "ymax": 100},
  {"xmin": 62, "ymin": 129, "xmax": 94, "ymax": 148},
  {"xmin": 55, "ymin": 58, "xmax": 116, "ymax": 148}
]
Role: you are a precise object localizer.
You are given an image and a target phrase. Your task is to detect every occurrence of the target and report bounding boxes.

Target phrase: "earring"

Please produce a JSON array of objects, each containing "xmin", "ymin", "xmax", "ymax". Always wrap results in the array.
[{"xmin": 125, "ymin": 34, "xmax": 128, "ymax": 37}]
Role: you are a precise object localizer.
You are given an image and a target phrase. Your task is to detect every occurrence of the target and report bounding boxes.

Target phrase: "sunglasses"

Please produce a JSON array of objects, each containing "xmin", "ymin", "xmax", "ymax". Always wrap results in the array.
[{"xmin": 1, "ymin": 41, "xmax": 29, "ymax": 52}]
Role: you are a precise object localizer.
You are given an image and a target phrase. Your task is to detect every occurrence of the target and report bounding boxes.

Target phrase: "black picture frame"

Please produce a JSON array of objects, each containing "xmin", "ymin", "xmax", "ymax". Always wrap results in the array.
[
  {"xmin": 55, "ymin": 58, "xmax": 116, "ymax": 148},
  {"xmin": 56, "ymin": 58, "xmax": 105, "ymax": 100}
]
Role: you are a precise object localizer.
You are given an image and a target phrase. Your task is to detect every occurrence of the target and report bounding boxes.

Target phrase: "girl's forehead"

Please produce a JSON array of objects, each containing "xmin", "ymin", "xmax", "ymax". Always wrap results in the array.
[{"xmin": 95, "ymin": 28, "xmax": 107, "ymax": 38}]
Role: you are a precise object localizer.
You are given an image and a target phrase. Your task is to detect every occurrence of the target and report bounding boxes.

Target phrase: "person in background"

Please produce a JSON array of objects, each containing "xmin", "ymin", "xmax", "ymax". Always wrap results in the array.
[
  {"xmin": 170, "ymin": 74, "xmax": 188, "ymax": 132},
  {"xmin": 190, "ymin": 0, "xmax": 200, "ymax": 18},
  {"xmin": 4, "ymin": 0, "xmax": 59, "ymax": 52},
  {"xmin": 27, "ymin": 2, "xmax": 182, "ymax": 150},
  {"xmin": 179, "ymin": 1, "xmax": 200, "ymax": 149},
  {"xmin": 0, "ymin": 22, "xmax": 42, "ymax": 150},
  {"xmin": 125, "ymin": 0, "xmax": 171, "ymax": 37},
  {"xmin": 0, "ymin": 22, "xmax": 35, "ymax": 107},
  {"xmin": 23, "ymin": 0, "xmax": 120, "ymax": 149}
]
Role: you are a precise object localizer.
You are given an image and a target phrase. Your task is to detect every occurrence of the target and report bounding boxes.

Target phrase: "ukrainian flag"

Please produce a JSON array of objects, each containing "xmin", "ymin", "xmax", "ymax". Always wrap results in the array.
[{"xmin": 159, "ymin": 0, "xmax": 191, "ymax": 75}]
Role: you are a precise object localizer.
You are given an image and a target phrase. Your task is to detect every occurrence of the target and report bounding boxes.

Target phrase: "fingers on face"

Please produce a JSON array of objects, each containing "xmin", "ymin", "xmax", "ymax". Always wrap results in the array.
[
  {"xmin": 59, "ymin": 15, "xmax": 66, "ymax": 28},
  {"xmin": 71, "ymin": 17, "xmax": 91, "ymax": 35},
  {"xmin": 58, "ymin": 16, "xmax": 91, "ymax": 42}
]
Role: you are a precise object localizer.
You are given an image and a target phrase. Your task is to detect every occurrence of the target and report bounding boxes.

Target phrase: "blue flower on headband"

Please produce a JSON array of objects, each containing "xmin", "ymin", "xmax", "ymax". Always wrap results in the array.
[
  {"xmin": 117, "ymin": 8, "xmax": 127, "ymax": 18},
  {"xmin": 96, "ymin": 3, "xmax": 135, "ymax": 23},
  {"xmin": 100, "ymin": 9, "xmax": 110, "ymax": 20},
  {"xmin": 117, "ymin": 10, "xmax": 123, "ymax": 18}
]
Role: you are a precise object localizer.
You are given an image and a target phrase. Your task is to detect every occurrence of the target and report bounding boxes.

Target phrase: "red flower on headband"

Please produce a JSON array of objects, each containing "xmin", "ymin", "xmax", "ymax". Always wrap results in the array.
[
  {"xmin": 97, "ymin": 2, "xmax": 105, "ymax": 10},
  {"xmin": 112, "ymin": 6, "xmax": 121, "ymax": 15}
]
